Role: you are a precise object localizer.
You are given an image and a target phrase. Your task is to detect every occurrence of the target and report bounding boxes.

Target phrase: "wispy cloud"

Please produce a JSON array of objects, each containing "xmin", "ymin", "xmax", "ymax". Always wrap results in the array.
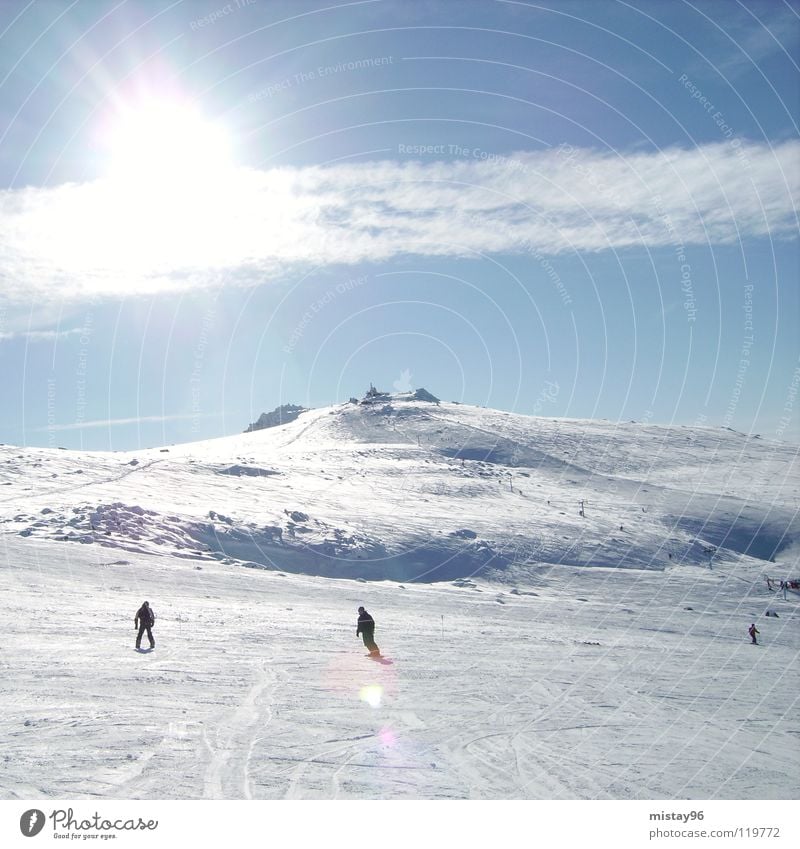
[
  {"xmin": 36, "ymin": 413, "xmax": 221, "ymax": 432},
  {"xmin": 1, "ymin": 140, "xmax": 797, "ymax": 302},
  {"xmin": 0, "ymin": 327, "xmax": 84, "ymax": 342},
  {"xmin": 708, "ymin": 3, "xmax": 800, "ymax": 79}
]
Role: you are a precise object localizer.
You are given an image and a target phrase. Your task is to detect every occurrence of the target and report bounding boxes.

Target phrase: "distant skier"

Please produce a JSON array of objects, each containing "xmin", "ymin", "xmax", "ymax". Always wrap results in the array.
[
  {"xmin": 357, "ymin": 606, "xmax": 380, "ymax": 656},
  {"xmin": 748, "ymin": 623, "xmax": 759, "ymax": 645},
  {"xmin": 135, "ymin": 601, "xmax": 156, "ymax": 650},
  {"xmin": 780, "ymin": 580, "xmax": 788, "ymax": 600}
]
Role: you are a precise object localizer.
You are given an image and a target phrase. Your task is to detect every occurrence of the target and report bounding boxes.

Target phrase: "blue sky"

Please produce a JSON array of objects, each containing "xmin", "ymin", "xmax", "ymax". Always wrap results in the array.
[{"xmin": 0, "ymin": 0, "xmax": 797, "ymax": 450}]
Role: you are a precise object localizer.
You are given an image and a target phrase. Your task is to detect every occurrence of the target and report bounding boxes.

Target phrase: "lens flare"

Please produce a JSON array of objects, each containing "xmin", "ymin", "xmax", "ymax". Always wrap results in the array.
[{"xmin": 359, "ymin": 685, "xmax": 383, "ymax": 707}]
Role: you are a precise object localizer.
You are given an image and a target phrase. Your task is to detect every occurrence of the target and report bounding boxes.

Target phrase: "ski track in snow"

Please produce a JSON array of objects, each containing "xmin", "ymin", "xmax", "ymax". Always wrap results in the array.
[{"xmin": 203, "ymin": 662, "xmax": 277, "ymax": 799}]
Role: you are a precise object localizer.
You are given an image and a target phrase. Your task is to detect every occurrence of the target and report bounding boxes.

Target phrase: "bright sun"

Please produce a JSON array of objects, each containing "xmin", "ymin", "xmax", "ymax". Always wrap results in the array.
[
  {"xmin": 91, "ymin": 98, "xmax": 242, "ymax": 272},
  {"xmin": 105, "ymin": 98, "xmax": 233, "ymax": 190}
]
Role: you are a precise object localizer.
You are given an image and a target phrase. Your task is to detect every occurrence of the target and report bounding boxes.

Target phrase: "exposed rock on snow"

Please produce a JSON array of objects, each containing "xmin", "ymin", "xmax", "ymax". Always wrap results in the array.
[
  {"xmin": 216, "ymin": 464, "xmax": 278, "ymax": 478},
  {"xmin": 244, "ymin": 404, "xmax": 308, "ymax": 432}
]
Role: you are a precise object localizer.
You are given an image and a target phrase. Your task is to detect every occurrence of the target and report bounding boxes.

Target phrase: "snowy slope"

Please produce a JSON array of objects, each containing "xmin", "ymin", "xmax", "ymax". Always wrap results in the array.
[
  {"xmin": 1, "ymin": 536, "xmax": 798, "ymax": 800},
  {"xmin": 1, "ymin": 396, "xmax": 797, "ymax": 581},
  {"xmin": 1, "ymin": 397, "xmax": 798, "ymax": 799}
]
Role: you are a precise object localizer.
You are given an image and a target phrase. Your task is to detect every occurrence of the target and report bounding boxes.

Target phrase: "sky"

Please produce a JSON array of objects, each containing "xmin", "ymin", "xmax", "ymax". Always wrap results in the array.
[{"xmin": 0, "ymin": 0, "xmax": 798, "ymax": 450}]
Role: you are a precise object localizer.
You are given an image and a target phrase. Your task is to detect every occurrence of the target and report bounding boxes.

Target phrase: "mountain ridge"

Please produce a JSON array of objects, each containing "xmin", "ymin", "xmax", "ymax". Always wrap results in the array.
[{"xmin": 1, "ymin": 393, "xmax": 797, "ymax": 582}]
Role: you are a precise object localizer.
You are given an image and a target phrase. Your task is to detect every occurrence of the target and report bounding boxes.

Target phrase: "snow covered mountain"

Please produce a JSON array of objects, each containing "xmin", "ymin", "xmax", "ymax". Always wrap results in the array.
[
  {"xmin": 1, "ymin": 395, "xmax": 798, "ymax": 800},
  {"xmin": 1, "ymin": 393, "xmax": 797, "ymax": 581}
]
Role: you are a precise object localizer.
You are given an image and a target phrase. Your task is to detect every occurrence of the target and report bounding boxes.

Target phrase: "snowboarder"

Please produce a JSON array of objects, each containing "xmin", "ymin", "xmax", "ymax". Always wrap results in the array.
[
  {"xmin": 748, "ymin": 623, "xmax": 759, "ymax": 645},
  {"xmin": 135, "ymin": 601, "xmax": 156, "ymax": 650},
  {"xmin": 357, "ymin": 606, "xmax": 380, "ymax": 656}
]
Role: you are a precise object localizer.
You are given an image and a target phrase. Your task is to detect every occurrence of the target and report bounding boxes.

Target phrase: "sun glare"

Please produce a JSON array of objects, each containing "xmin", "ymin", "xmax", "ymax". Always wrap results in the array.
[
  {"xmin": 105, "ymin": 99, "xmax": 233, "ymax": 190},
  {"xmin": 89, "ymin": 97, "xmax": 245, "ymax": 274}
]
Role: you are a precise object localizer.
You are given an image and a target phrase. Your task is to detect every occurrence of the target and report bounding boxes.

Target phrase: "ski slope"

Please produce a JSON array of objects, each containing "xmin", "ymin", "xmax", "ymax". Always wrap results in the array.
[
  {"xmin": 2, "ymin": 395, "xmax": 797, "ymax": 580},
  {"xmin": 0, "ymin": 395, "xmax": 798, "ymax": 799}
]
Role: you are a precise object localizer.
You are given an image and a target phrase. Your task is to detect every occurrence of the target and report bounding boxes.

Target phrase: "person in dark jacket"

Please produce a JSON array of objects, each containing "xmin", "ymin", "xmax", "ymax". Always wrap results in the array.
[
  {"xmin": 357, "ymin": 606, "xmax": 380, "ymax": 656},
  {"xmin": 748, "ymin": 623, "xmax": 759, "ymax": 645},
  {"xmin": 135, "ymin": 601, "xmax": 155, "ymax": 650}
]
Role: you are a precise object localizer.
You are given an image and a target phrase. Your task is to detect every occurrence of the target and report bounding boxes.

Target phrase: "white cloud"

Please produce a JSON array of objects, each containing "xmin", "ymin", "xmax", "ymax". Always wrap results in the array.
[
  {"xmin": 0, "ymin": 140, "xmax": 797, "ymax": 302},
  {"xmin": 709, "ymin": 4, "xmax": 800, "ymax": 79},
  {"xmin": 0, "ymin": 327, "xmax": 84, "ymax": 342},
  {"xmin": 36, "ymin": 413, "xmax": 220, "ymax": 432}
]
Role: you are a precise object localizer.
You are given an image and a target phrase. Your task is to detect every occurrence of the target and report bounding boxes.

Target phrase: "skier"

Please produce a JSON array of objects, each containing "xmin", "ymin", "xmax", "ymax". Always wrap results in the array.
[
  {"xmin": 781, "ymin": 580, "xmax": 788, "ymax": 600},
  {"xmin": 748, "ymin": 623, "xmax": 759, "ymax": 645},
  {"xmin": 135, "ymin": 601, "xmax": 156, "ymax": 650},
  {"xmin": 357, "ymin": 606, "xmax": 380, "ymax": 657}
]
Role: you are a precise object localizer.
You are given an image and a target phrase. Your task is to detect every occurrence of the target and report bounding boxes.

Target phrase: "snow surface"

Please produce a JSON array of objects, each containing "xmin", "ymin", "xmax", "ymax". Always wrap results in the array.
[{"xmin": 1, "ymin": 397, "xmax": 798, "ymax": 799}]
